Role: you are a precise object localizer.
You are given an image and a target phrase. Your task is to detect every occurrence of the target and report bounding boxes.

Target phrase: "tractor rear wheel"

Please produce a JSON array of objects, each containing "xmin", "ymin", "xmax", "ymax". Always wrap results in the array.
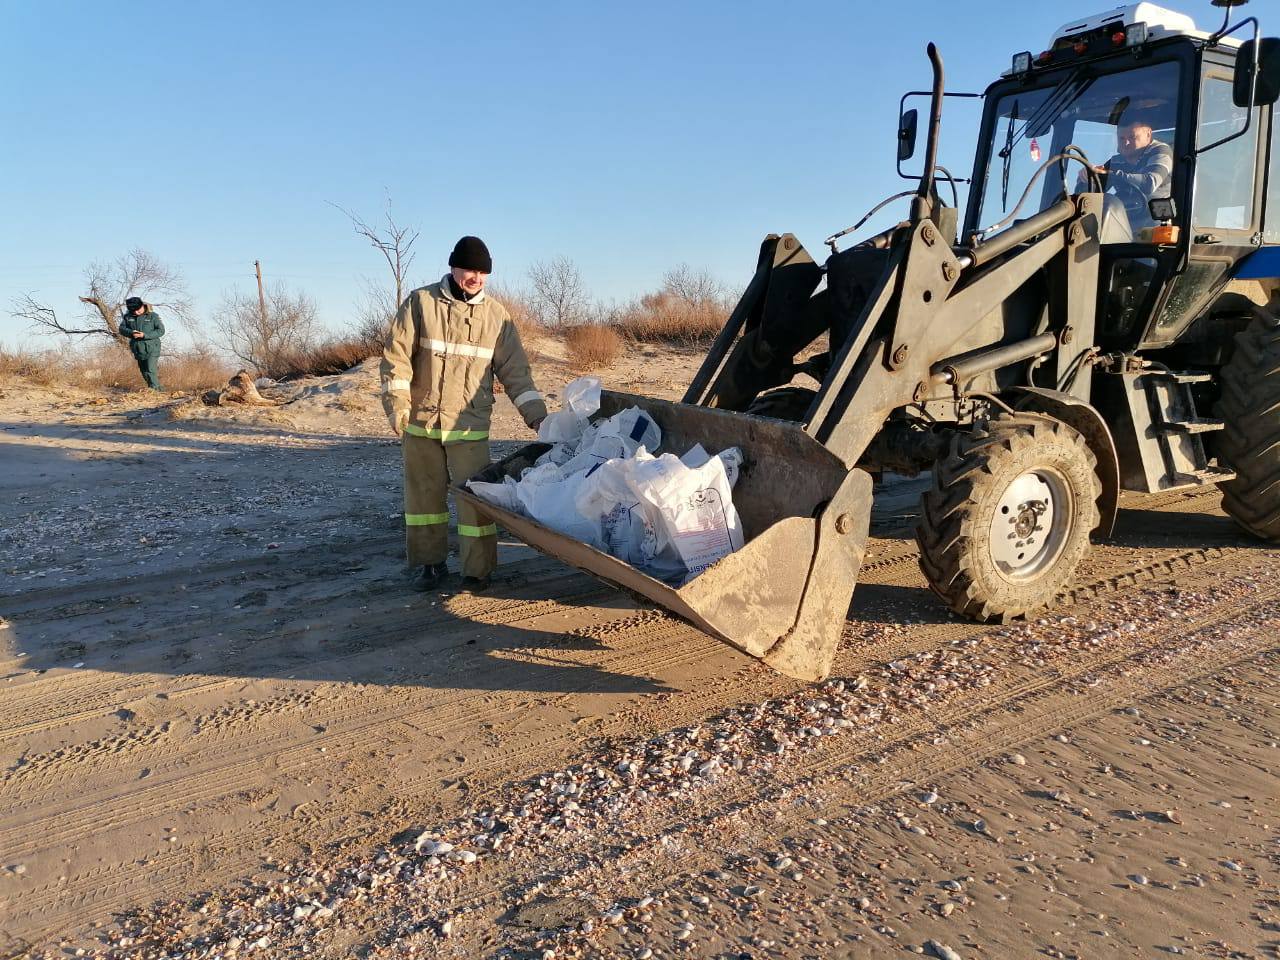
[
  {"xmin": 744, "ymin": 386, "xmax": 817, "ymax": 422},
  {"xmin": 915, "ymin": 414, "xmax": 1101, "ymax": 622},
  {"xmin": 1217, "ymin": 309, "xmax": 1280, "ymax": 540}
]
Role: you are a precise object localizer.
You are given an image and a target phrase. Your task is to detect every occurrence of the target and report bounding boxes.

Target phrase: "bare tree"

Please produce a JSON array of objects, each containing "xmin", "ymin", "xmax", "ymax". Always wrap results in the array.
[
  {"xmin": 527, "ymin": 256, "xmax": 589, "ymax": 328},
  {"xmin": 662, "ymin": 264, "xmax": 725, "ymax": 307},
  {"xmin": 213, "ymin": 284, "xmax": 317, "ymax": 376},
  {"xmin": 9, "ymin": 249, "xmax": 192, "ymax": 341},
  {"xmin": 354, "ymin": 278, "xmax": 398, "ymax": 354},
  {"xmin": 330, "ymin": 198, "xmax": 419, "ymax": 310},
  {"xmin": 9, "ymin": 294, "xmax": 66, "ymax": 335}
]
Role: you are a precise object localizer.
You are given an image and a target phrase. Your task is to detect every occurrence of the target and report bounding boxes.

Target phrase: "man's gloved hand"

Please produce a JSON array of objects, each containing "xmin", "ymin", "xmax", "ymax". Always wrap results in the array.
[
  {"xmin": 529, "ymin": 415, "xmax": 546, "ymax": 432},
  {"xmin": 384, "ymin": 396, "xmax": 410, "ymax": 436}
]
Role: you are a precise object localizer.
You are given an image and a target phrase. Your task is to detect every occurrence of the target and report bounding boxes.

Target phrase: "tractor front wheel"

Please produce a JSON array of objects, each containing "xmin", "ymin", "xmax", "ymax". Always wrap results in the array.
[{"xmin": 915, "ymin": 414, "xmax": 1101, "ymax": 622}]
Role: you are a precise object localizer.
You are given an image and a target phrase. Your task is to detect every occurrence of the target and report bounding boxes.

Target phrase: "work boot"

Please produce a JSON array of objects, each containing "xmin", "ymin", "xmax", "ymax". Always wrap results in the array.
[
  {"xmin": 416, "ymin": 563, "xmax": 449, "ymax": 590},
  {"xmin": 460, "ymin": 575, "xmax": 491, "ymax": 593}
]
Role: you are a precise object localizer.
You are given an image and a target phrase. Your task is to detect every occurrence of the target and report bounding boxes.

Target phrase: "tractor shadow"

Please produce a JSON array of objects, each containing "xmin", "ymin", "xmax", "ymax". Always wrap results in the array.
[
  {"xmin": 846, "ymin": 491, "xmax": 1268, "ymax": 629},
  {"xmin": 1106, "ymin": 502, "xmax": 1263, "ymax": 550}
]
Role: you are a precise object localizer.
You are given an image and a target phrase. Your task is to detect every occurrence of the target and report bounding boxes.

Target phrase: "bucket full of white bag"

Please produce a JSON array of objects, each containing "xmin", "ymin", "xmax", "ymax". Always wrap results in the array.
[{"xmin": 456, "ymin": 383, "xmax": 873, "ymax": 682}]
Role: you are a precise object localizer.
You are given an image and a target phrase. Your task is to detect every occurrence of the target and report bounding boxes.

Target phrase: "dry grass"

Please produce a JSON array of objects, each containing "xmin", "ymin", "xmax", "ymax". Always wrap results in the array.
[
  {"xmin": 487, "ymin": 283, "xmax": 546, "ymax": 340},
  {"xmin": 565, "ymin": 323, "xmax": 622, "ymax": 370},
  {"xmin": 1, "ymin": 342, "xmax": 234, "ymax": 392},
  {"xmin": 268, "ymin": 338, "xmax": 377, "ymax": 380},
  {"xmin": 606, "ymin": 291, "xmax": 727, "ymax": 346},
  {"xmin": 164, "ymin": 345, "xmax": 235, "ymax": 392},
  {"xmin": 0, "ymin": 348, "xmax": 61, "ymax": 386}
]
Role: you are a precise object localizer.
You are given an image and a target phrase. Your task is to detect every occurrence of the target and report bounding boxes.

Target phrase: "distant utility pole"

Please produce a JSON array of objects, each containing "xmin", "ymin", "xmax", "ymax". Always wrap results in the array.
[{"xmin": 254, "ymin": 260, "xmax": 267, "ymax": 326}]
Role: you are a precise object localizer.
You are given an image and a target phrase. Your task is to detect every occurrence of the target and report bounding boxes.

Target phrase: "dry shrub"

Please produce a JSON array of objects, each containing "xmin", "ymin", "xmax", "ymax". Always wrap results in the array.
[
  {"xmin": 0, "ymin": 350, "xmax": 63, "ymax": 386},
  {"xmin": 565, "ymin": 323, "xmax": 621, "ymax": 370},
  {"xmin": 487, "ymin": 283, "xmax": 545, "ymax": 340},
  {"xmin": 163, "ymin": 344, "xmax": 234, "ymax": 391},
  {"xmin": 77, "ymin": 344, "xmax": 146, "ymax": 388},
  {"xmin": 71, "ymin": 342, "xmax": 232, "ymax": 391},
  {"xmin": 0, "ymin": 347, "xmax": 61, "ymax": 386},
  {"xmin": 607, "ymin": 291, "xmax": 727, "ymax": 346},
  {"xmin": 354, "ymin": 281, "xmax": 397, "ymax": 355},
  {"xmin": 0, "ymin": 341, "xmax": 232, "ymax": 392},
  {"xmin": 270, "ymin": 337, "xmax": 377, "ymax": 380}
]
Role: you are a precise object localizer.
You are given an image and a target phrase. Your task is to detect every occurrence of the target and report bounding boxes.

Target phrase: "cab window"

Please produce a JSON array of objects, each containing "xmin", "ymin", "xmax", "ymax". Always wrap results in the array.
[{"xmin": 1193, "ymin": 71, "xmax": 1259, "ymax": 233}]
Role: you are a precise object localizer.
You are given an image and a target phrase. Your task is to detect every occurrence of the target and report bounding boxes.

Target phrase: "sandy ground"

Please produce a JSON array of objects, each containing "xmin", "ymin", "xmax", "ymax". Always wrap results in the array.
[{"xmin": 0, "ymin": 339, "xmax": 1277, "ymax": 959}]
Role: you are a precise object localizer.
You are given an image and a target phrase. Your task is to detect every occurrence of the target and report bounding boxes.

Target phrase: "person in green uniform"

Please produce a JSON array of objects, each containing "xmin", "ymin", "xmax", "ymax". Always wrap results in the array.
[{"xmin": 119, "ymin": 296, "xmax": 164, "ymax": 390}]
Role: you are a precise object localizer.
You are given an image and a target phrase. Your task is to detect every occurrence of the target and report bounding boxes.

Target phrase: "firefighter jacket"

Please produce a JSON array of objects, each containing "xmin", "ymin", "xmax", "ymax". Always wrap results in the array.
[{"xmin": 380, "ymin": 277, "xmax": 547, "ymax": 440}]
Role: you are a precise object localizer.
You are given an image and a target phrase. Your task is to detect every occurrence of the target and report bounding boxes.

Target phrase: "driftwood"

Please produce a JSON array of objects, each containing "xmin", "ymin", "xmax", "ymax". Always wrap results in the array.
[{"xmin": 202, "ymin": 370, "xmax": 280, "ymax": 407}]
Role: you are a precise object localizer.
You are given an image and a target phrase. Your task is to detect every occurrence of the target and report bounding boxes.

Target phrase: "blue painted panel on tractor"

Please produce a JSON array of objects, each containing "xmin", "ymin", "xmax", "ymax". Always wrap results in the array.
[{"xmin": 1235, "ymin": 246, "xmax": 1280, "ymax": 279}]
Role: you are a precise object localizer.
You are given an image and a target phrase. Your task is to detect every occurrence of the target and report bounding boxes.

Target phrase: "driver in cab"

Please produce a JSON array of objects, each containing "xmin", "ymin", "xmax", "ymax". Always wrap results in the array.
[{"xmin": 1079, "ymin": 117, "xmax": 1173, "ymax": 231}]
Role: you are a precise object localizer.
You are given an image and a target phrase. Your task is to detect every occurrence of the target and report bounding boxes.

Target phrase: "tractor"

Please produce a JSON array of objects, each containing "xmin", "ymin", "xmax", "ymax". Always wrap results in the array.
[{"xmin": 459, "ymin": 0, "xmax": 1280, "ymax": 680}]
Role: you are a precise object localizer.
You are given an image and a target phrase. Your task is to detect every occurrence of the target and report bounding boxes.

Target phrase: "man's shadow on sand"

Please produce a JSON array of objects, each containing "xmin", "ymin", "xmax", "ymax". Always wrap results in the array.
[
  {"xmin": 3, "ymin": 547, "xmax": 676, "ymax": 696},
  {"xmin": 0, "ymin": 414, "xmax": 673, "ymax": 695}
]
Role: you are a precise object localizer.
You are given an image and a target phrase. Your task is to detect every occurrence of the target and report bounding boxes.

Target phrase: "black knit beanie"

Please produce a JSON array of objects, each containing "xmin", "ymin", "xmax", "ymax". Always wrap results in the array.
[
  {"xmin": 448, "ymin": 236, "xmax": 492, "ymax": 273},
  {"xmin": 124, "ymin": 296, "xmax": 145, "ymax": 312}
]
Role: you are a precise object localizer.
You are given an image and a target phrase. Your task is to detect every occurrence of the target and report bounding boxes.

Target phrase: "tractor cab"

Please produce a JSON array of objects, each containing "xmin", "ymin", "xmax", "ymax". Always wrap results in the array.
[{"xmin": 965, "ymin": 2, "xmax": 1280, "ymax": 354}]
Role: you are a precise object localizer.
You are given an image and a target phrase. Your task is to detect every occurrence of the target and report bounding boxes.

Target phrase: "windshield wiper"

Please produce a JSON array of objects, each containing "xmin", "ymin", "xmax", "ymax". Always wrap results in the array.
[
  {"xmin": 995, "ymin": 66, "xmax": 1094, "ymax": 209},
  {"xmin": 1013, "ymin": 67, "xmax": 1094, "ymax": 154},
  {"xmin": 1001, "ymin": 99, "xmax": 1018, "ymax": 209}
]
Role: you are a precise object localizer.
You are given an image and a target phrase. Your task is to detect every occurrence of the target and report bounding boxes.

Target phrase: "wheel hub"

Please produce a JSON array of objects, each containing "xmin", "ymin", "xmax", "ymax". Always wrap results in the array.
[{"xmin": 989, "ymin": 469, "xmax": 1071, "ymax": 581}]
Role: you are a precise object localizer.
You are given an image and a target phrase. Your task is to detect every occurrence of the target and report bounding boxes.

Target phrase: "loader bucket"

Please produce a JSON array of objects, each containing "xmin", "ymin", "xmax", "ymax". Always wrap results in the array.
[{"xmin": 455, "ymin": 391, "xmax": 873, "ymax": 681}]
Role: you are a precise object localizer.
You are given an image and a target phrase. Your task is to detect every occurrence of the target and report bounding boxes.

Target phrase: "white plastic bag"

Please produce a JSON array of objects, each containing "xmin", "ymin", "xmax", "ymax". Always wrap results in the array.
[
  {"xmin": 680, "ymin": 444, "xmax": 743, "ymax": 488},
  {"xmin": 592, "ymin": 407, "xmax": 662, "ymax": 459},
  {"xmin": 466, "ymin": 475, "xmax": 521, "ymax": 514},
  {"xmin": 627, "ymin": 451, "xmax": 745, "ymax": 581},
  {"xmin": 563, "ymin": 376, "xmax": 602, "ymax": 416},
  {"xmin": 537, "ymin": 375, "xmax": 602, "ymax": 445},
  {"xmin": 537, "ymin": 410, "xmax": 585, "ymax": 445},
  {"xmin": 574, "ymin": 453, "xmax": 651, "ymax": 568},
  {"xmin": 574, "ymin": 450, "xmax": 687, "ymax": 584},
  {"xmin": 559, "ymin": 406, "xmax": 662, "ymax": 478},
  {"xmin": 511, "ymin": 462, "xmax": 602, "ymax": 547},
  {"xmin": 534, "ymin": 442, "xmax": 576, "ymax": 468},
  {"xmin": 470, "ymin": 373, "xmax": 744, "ymax": 585}
]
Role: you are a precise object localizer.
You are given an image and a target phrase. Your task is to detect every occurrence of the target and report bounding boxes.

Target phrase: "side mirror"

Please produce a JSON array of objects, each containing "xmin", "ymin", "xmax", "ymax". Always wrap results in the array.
[
  {"xmin": 898, "ymin": 108, "xmax": 919, "ymax": 162},
  {"xmin": 1234, "ymin": 37, "xmax": 1280, "ymax": 107}
]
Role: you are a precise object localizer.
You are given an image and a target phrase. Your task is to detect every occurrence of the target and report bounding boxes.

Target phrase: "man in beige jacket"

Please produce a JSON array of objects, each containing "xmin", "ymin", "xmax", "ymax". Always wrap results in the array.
[{"xmin": 381, "ymin": 236, "xmax": 548, "ymax": 591}]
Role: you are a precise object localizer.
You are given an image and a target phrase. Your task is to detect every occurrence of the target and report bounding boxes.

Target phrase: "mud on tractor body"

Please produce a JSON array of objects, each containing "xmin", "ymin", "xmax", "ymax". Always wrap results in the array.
[{"xmin": 459, "ymin": 3, "xmax": 1280, "ymax": 681}]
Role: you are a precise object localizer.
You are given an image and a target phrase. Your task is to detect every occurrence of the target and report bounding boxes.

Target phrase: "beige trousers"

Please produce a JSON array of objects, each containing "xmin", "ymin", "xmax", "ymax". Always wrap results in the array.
[{"xmin": 401, "ymin": 434, "xmax": 497, "ymax": 578}]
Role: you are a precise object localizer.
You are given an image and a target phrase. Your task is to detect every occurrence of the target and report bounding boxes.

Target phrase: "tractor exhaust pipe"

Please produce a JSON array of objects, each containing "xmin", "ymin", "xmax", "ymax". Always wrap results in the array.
[{"xmin": 912, "ymin": 42, "xmax": 945, "ymax": 224}]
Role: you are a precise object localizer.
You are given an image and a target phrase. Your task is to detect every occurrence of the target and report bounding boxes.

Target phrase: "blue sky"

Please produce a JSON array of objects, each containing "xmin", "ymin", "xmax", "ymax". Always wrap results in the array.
[{"xmin": 0, "ymin": 1, "xmax": 1192, "ymax": 348}]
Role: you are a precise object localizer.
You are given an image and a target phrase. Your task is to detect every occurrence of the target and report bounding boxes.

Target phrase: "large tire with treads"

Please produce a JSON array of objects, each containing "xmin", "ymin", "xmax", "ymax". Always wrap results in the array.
[
  {"xmin": 1217, "ymin": 310, "xmax": 1280, "ymax": 540},
  {"xmin": 915, "ymin": 414, "xmax": 1101, "ymax": 622},
  {"xmin": 744, "ymin": 386, "xmax": 817, "ymax": 422}
]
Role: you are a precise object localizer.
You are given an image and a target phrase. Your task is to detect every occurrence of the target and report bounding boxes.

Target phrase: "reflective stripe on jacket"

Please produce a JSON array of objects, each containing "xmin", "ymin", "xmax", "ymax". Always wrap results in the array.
[{"xmin": 380, "ymin": 276, "xmax": 547, "ymax": 435}]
